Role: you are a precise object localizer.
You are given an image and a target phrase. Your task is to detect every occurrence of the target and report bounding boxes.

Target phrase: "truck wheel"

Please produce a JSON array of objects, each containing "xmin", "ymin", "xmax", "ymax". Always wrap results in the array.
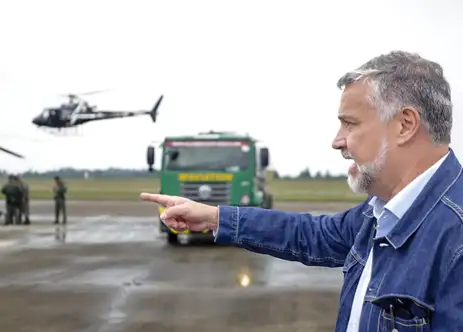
[
  {"xmin": 264, "ymin": 194, "xmax": 273, "ymax": 209},
  {"xmin": 167, "ymin": 233, "xmax": 178, "ymax": 245}
]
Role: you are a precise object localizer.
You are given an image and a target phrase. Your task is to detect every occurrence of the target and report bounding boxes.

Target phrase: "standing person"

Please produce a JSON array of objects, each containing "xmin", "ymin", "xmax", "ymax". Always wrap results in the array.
[
  {"xmin": 140, "ymin": 51, "xmax": 463, "ymax": 330},
  {"xmin": 17, "ymin": 176, "xmax": 30, "ymax": 225},
  {"xmin": 53, "ymin": 176, "xmax": 67, "ymax": 224},
  {"xmin": 1, "ymin": 175, "xmax": 23, "ymax": 225}
]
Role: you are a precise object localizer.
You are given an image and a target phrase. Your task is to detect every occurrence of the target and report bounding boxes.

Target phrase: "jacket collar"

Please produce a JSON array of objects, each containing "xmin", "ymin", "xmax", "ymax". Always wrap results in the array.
[{"xmin": 380, "ymin": 148, "xmax": 462, "ymax": 249}]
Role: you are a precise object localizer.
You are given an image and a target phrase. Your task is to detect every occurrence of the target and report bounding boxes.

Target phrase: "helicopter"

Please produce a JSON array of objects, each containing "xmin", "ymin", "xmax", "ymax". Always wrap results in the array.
[{"xmin": 32, "ymin": 90, "xmax": 163, "ymax": 129}]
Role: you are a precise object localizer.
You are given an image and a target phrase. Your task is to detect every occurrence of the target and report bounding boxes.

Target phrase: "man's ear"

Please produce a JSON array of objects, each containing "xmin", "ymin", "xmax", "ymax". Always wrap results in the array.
[{"xmin": 396, "ymin": 107, "xmax": 421, "ymax": 146}]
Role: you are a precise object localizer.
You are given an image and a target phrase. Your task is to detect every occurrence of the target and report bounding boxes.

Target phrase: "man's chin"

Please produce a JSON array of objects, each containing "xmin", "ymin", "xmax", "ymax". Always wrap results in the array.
[{"xmin": 347, "ymin": 174, "xmax": 368, "ymax": 194}]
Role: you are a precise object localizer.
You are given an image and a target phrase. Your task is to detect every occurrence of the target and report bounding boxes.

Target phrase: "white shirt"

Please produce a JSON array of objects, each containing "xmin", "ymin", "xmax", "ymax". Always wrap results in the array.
[{"xmin": 346, "ymin": 152, "xmax": 449, "ymax": 331}]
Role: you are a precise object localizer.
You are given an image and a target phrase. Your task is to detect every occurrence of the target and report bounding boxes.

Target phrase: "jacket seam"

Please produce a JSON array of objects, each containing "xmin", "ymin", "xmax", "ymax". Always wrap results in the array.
[
  {"xmin": 238, "ymin": 239, "xmax": 345, "ymax": 265},
  {"xmin": 350, "ymin": 247, "xmax": 366, "ymax": 266},
  {"xmin": 448, "ymin": 246, "xmax": 463, "ymax": 272},
  {"xmin": 438, "ymin": 245, "xmax": 463, "ymax": 296},
  {"xmin": 234, "ymin": 206, "xmax": 240, "ymax": 242},
  {"xmin": 441, "ymin": 196, "xmax": 463, "ymax": 223}
]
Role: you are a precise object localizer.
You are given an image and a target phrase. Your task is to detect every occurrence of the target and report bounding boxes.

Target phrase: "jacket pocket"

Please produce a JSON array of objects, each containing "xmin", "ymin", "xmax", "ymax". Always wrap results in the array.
[
  {"xmin": 372, "ymin": 295, "xmax": 432, "ymax": 332},
  {"xmin": 378, "ymin": 309, "xmax": 429, "ymax": 332}
]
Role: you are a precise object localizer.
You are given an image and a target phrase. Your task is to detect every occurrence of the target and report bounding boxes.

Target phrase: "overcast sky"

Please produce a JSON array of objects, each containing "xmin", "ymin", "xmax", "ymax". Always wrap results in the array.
[{"xmin": 0, "ymin": 0, "xmax": 462, "ymax": 176}]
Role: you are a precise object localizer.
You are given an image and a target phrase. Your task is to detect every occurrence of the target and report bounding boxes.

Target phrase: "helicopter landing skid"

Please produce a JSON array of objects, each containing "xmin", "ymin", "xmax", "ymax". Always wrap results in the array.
[{"xmin": 38, "ymin": 127, "xmax": 83, "ymax": 137}]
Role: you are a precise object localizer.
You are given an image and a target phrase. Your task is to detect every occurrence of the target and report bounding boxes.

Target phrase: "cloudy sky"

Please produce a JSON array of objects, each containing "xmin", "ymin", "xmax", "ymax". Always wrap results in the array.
[{"xmin": 0, "ymin": 0, "xmax": 462, "ymax": 176}]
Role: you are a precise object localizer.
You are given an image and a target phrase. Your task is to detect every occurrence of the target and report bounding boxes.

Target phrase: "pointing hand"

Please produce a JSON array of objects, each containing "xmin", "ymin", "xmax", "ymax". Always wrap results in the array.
[{"xmin": 140, "ymin": 193, "xmax": 219, "ymax": 232}]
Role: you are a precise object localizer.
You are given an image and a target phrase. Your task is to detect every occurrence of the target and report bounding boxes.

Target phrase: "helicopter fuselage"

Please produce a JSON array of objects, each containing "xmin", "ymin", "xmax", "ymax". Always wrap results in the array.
[
  {"xmin": 31, "ymin": 94, "xmax": 163, "ymax": 129},
  {"xmin": 32, "ymin": 107, "xmax": 152, "ymax": 128}
]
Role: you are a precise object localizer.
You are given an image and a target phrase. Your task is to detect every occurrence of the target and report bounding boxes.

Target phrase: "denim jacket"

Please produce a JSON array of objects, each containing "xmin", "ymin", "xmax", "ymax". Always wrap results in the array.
[{"xmin": 214, "ymin": 149, "xmax": 463, "ymax": 331}]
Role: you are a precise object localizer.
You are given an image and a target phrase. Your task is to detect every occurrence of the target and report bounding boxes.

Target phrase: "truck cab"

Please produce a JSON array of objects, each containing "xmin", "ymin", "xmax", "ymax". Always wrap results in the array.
[{"xmin": 146, "ymin": 131, "xmax": 273, "ymax": 244}]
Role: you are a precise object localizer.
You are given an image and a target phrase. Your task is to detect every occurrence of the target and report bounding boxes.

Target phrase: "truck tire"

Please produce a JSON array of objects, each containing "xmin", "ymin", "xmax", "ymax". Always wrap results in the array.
[
  {"xmin": 167, "ymin": 233, "xmax": 178, "ymax": 245},
  {"xmin": 264, "ymin": 193, "xmax": 273, "ymax": 209}
]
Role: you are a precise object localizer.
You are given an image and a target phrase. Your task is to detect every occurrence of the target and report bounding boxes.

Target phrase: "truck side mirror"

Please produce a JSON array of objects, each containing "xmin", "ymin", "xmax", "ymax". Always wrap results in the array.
[
  {"xmin": 260, "ymin": 148, "xmax": 269, "ymax": 168},
  {"xmin": 147, "ymin": 146, "xmax": 155, "ymax": 172}
]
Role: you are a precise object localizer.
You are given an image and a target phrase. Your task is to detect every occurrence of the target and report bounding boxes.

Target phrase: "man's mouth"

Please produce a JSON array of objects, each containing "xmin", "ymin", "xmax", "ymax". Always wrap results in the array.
[
  {"xmin": 342, "ymin": 153, "xmax": 358, "ymax": 174},
  {"xmin": 348, "ymin": 161, "xmax": 358, "ymax": 175}
]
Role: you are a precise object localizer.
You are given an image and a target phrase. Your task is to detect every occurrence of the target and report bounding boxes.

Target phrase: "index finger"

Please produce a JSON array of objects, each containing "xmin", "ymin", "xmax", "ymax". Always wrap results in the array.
[{"xmin": 140, "ymin": 193, "xmax": 172, "ymax": 205}]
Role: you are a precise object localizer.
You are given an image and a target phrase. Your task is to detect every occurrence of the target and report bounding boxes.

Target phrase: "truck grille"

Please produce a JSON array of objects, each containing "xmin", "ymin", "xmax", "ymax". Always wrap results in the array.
[{"xmin": 180, "ymin": 182, "xmax": 231, "ymax": 205}]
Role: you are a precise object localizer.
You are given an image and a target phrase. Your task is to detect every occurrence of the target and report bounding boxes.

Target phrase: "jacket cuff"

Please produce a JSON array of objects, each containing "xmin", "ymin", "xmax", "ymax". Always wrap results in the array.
[{"xmin": 213, "ymin": 205, "xmax": 239, "ymax": 244}]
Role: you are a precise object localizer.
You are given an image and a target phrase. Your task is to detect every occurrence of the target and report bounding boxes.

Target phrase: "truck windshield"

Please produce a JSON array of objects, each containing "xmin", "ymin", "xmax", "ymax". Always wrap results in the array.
[{"xmin": 163, "ymin": 141, "xmax": 251, "ymax": 171}]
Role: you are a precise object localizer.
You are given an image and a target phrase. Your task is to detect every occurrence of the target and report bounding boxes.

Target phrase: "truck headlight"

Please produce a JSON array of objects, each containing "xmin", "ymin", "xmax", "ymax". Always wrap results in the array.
[{"xmin": 240, "ymin": 194, "xmax": 250, "ymax": 205}]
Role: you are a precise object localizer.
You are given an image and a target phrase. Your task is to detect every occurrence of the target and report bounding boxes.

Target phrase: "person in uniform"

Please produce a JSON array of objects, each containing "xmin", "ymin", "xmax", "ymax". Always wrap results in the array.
[
  {"xmin": 1, "ymin": 175, "xmax": 24, "ymax": 225},
  {"xmin": 53, "ymin": 176, "xmax": 67, "ymax": 224},
  {"xmin": 17, "ymin": 176, "xmax": 30, "ymax": 225}
]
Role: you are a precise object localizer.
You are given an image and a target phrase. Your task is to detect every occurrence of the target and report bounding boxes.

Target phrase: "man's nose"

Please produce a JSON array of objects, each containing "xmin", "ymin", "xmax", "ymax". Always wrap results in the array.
[{"xmin": 332, "ymin": 133, "xmax": 346, "ymax": 150}]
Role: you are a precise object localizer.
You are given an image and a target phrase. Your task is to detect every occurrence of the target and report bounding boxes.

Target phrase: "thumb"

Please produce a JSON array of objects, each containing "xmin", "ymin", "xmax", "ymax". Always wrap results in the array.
[{"xmin": 160, "ymin": 203, "xmax": 190, "ymax": 220}]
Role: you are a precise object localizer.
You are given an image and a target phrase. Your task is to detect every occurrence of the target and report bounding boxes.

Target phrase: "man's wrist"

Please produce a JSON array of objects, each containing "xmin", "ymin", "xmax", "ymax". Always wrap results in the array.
[
  {"xmin": 212, "ymin": 206, "xmax": 220, "ymax": 236},
  {"xmin": 207, "ymin": 205, "xmax": 219, "ymax": 231}
]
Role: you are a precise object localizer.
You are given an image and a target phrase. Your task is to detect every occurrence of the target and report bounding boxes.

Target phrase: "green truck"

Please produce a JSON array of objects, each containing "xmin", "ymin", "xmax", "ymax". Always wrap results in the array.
[{"xmin": 146, "ymin": 131, "xmax": 273, "ymax": 245}]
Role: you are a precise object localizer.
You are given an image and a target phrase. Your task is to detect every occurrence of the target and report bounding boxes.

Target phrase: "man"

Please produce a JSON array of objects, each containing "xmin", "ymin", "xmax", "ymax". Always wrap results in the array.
[
  {"xmin": 53, "ymin": 176, "xmax": 67, "ymax": 224},
  {"xmin": 1, "ymin": 175, "xmax": 24, "ymax": 225},
  {"xmin": 140, "ymin": 51, "xmax": 462, "ymax": 330},
  {"xmin": 17, "ymin": 176, "xmax": 30, "ymax": 225}
]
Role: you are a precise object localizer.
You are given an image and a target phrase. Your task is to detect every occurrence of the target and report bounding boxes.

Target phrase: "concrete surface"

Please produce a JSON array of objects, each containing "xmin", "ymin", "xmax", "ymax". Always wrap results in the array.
[{"xmin": 0, "ymin": 200, "xmax": 354, "ymax": 332}]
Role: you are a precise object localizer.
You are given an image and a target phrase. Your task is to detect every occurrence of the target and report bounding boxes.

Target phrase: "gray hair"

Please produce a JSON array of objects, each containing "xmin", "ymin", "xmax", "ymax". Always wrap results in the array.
[{"xmin": 336, "ymin": 51, "xmax": 452, "ymax": 144}]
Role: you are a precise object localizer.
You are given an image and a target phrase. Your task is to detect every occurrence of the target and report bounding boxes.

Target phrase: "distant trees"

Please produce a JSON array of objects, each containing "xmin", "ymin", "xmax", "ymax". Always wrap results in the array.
[
  {"xmin": 0, "ymin": 168, "xmax": 160, "ymax": 179},
  {"xmin": 0, "ymin": 166, "xmax": 346, "ymax": 180},
  {"xmin": 279, "ymin": 167, "xmax": 347, "ymax": 180}
]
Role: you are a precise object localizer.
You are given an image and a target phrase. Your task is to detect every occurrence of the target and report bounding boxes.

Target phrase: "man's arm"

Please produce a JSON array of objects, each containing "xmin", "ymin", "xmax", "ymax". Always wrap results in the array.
[
  {"xmin": 214, "ymin": 200, "xmax": 370, "ymax": 268},
  {"xmin": 430, "ymin": 246, "xmax": 463, "ymax": 330}
]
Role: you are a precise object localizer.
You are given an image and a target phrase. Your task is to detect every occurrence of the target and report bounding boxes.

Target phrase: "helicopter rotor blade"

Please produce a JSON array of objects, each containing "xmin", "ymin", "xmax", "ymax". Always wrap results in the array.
[
  {"xmin": 59, "ymin": 89, "xmax": 111, "ymax": 99},
  {"xmin": 0, "ymin": 146, "xmax": 24, "ymax": 159},
  {"xmin": 76, "ymin": 89, "xmax": 112, "ymax": 96}
]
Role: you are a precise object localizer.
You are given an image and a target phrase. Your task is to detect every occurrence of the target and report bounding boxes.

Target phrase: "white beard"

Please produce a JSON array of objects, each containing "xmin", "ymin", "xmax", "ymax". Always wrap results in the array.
[{"xmin": 345, "ymin": 139, "xmax": 388, "ymax": 194}]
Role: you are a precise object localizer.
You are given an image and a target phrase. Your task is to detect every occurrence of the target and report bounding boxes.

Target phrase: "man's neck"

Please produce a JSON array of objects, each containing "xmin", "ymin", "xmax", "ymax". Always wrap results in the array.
[{"xmin": 373, "ymin": 145, "xmax": 449, "ymax": 201}]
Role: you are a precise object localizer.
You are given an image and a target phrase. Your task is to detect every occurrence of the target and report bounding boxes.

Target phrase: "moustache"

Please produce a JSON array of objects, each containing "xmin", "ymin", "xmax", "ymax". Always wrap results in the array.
[{"xmin": 341, "ymin": 150, "xmax": 353, "ymax": 160}]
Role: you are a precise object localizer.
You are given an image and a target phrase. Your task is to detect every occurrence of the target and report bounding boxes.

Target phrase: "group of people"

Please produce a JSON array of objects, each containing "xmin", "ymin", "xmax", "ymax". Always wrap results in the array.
[
  {"xmin": 1, "ymin": 175, "xmax": 30, "ymax": 225},
  {"xmin": 1, "ymin": 175, "xmax": 68, "ymax": 225}
]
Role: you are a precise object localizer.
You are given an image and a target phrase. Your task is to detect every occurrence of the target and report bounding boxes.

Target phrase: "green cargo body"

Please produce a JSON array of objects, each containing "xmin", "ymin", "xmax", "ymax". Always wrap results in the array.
[{"xmin": 146, "ymin": 131, "xmax": 273, "ymax": 244}]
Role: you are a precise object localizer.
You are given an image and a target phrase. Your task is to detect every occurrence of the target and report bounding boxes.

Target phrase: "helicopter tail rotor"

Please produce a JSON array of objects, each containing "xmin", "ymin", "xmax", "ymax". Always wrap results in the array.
[{"xmin": 149, "ymin": 95, "xmax": 163, "ymax": 122}]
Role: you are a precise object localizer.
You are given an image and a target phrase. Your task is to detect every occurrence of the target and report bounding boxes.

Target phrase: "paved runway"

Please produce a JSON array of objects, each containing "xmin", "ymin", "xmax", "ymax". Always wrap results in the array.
[{"xmin": 0, "ymin": 200, "xmax": 353, "ymax": 331}]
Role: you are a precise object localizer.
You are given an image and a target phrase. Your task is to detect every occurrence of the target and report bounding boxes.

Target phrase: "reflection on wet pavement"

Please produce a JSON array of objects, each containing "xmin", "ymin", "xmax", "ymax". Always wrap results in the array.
[{"xmin": 0, "ymin": 210, "xmax": 344, "ymax": 331}]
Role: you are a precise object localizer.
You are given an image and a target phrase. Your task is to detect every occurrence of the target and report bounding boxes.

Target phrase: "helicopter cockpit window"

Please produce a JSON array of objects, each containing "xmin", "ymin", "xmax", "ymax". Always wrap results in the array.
[{"xmin": 41, "ymin": 109, "xmax": 50, "ymax": 119}]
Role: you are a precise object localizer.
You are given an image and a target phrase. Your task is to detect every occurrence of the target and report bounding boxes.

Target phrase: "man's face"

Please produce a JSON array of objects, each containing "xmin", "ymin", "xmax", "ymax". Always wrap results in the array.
[{"xmin": 332, "ymin": 82, "xmax": 393, "ymax": 194}]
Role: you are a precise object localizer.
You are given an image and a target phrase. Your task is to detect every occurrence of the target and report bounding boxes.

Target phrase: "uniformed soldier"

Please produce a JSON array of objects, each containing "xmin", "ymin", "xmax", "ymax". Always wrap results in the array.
[
  {"xmin": 53, "ymin": 176, "xmax": 67, "ymax": 224},
  {"xmin": 1, "ymin": 175, "xmax": 24, "ymax": 225},
  {"xmin": 17, "ymin": 176, "xmax": 30, "ymax": 225}
]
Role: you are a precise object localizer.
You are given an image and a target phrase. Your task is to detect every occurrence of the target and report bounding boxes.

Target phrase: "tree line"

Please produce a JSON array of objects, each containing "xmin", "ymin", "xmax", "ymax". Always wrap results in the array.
[
  {"xmin": 272, "ymin": 167, "xmax": 347, "ymax": 180},
  {"xmin": 0, "ymin": 168, "xmax": 160, "ymax": 179},
  {"xmin": 0, "ymin": 167, "xmax": 346, "ymax": 180}
]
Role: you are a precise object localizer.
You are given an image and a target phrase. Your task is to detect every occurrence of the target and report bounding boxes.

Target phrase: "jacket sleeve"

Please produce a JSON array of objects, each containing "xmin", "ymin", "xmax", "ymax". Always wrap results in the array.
[
  {"xmin": 431, "ymin": 246, "xmax": 463, "ymax": 330},
  {"xmin": 214, "ymin": 200, "xmax": 369, "ymax": 268}
]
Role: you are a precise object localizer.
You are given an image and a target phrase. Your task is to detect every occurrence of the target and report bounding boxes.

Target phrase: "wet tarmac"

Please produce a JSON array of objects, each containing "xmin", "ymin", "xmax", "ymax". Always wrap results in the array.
[{"xmin": 0, "ymin": 201, "xmax": 353, "ymax": 332}]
